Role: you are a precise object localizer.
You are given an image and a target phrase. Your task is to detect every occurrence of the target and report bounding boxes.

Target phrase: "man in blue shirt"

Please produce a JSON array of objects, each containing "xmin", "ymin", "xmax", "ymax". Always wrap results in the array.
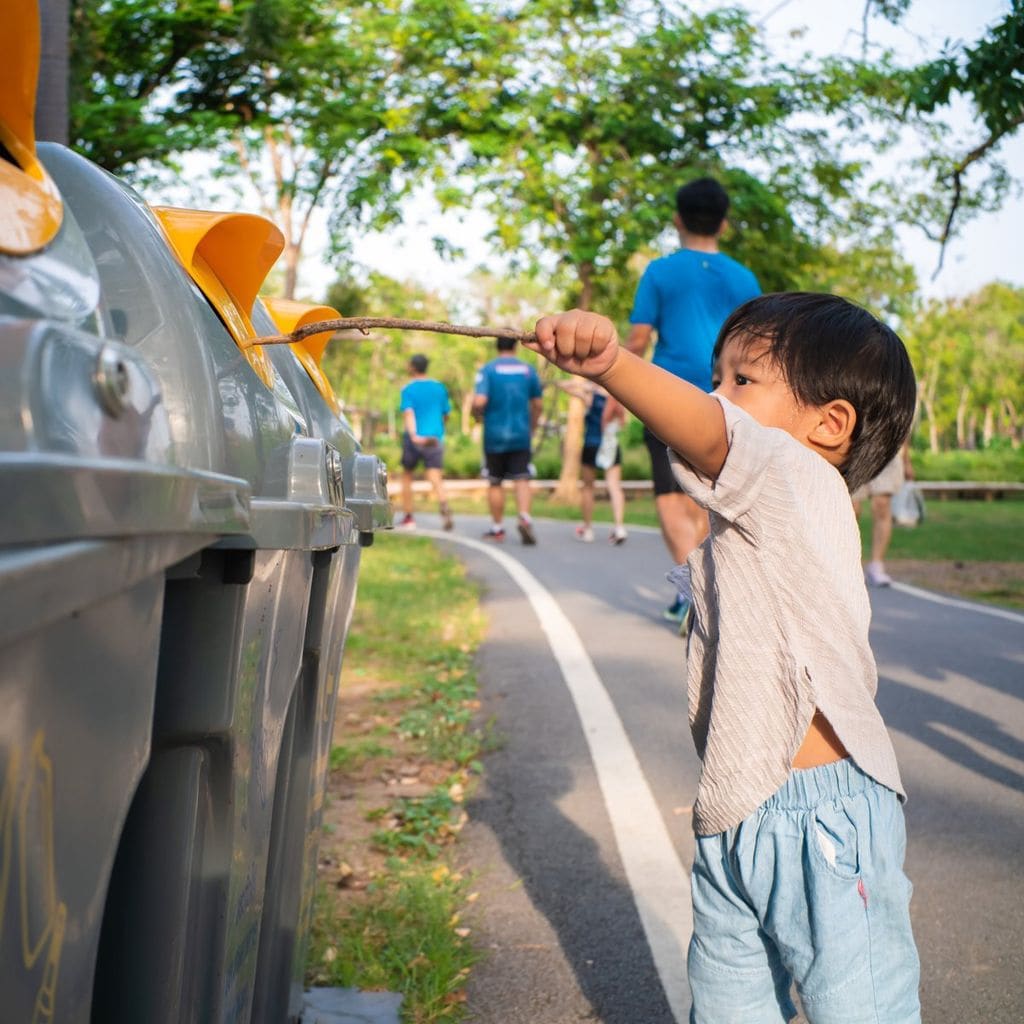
[
  {"xmin": 472, "ymin": 337, "xmax": 544, "ymax": 544},
  {"xmin": 398, "ymin": 353, "xmax": 454, "ymax": 530},
  {"xmin": 626, "ymin": 177, "xmax": 761, "ymax": 624}
]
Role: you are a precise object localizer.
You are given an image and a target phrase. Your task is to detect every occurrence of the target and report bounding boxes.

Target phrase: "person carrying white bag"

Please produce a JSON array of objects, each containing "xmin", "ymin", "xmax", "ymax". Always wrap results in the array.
[{"xmin": 852, "ymin": 440, "xmax": 916, "ymax": 585}]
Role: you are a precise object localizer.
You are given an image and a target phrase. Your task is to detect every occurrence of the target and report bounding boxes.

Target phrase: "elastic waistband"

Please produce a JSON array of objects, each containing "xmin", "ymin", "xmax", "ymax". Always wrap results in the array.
[{"xmin": 762, "ymin": 759, "xmax": 872, "ymax": 812}]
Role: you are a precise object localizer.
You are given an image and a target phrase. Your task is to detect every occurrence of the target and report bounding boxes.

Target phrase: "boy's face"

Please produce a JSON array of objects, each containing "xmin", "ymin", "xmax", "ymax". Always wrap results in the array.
[{"xmin": 712, "ymin": 335, "xmax": 821, "ymax": 444}]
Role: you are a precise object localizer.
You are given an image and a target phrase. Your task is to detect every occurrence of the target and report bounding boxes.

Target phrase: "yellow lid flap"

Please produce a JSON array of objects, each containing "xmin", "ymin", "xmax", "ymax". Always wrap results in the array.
[
  {"xmin": 0, "ymin": 2, "xmax": 63, "ymax": 255},
  {"xmin": 151, "ymin": 207, "xmax": 284, "ymax": 317},
  {"xmin": 0, "ymin": 0, "xmax": 40, "ymax": 157},
  {"xmin": 261, "ymin": 297, "xmax": 341, "ymax": 363}
]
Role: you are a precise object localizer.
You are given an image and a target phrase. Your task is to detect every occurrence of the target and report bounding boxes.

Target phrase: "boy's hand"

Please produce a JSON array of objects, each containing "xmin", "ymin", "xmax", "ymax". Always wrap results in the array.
[{"xmin": 529, "ymin": 310, "xmax": 620, "ymax": 380}]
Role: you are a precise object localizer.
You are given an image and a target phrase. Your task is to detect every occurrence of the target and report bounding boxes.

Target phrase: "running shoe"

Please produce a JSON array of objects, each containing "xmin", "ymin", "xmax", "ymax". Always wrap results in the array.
[
  {"xmin": 396, "ymin": 513, "xmax": 416, "ymax": 530},
  {"xmin": 662, "ymin": 595, "xmax": 690, "ymax": 624},
  {"xmin": 610, "ymin": 526, "xmax": 628, "ymax": 545},
  {"xmin": 677, "ymin": 601, "xmax": 695, "ymax": 639},
  {"xmin": 483, "ymin": 525, "xmax": 506, "ymax": 542},
  {"xmin": 575, "ymin": 525, "xmax": 595, "ymax": 543},
  {"xmin": 517, "ymin": 516, "xmax": 537, "ymax": 546},
  {"xmin": 865, "ymin": 561, "xmax": 892, "ymax": 587},
  {"xmin": 440, "ymin": 503, "xmax": 454, "ymax": 531}
]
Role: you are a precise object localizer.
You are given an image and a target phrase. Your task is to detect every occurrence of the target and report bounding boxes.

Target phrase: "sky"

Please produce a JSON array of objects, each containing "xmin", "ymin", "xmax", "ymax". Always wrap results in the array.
[{"xmin": 303, "ymin": 0, "xmax": 1022, "ymax": 305}]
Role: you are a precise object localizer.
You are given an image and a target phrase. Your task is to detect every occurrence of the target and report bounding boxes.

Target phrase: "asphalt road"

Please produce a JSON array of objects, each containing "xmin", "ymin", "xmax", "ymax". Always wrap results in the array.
[{"xmin": 411, "ymin": 511, "xmax": 1024, "ymax": 1024}]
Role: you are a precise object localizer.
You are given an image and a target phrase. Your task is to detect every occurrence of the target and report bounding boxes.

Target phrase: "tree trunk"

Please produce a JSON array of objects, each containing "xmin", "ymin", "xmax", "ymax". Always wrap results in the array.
[
  {"xmin": 1002, "ymin": 398, "xmax": 1020, "ymax": 447},
  {"xmin": 282, "ymin": 241, "xmax": 300, "ymax": 300},
  {"xmin": 982, "ymin": 405, "xmax": 994, "ymax": 448},
  {"xmin": 919, "ymin": 372, "xmax": 939, "ymax": 453},
  {"xmin": 955, "ymin": 386, "xmax": 969, "ymax": 448},
  {"xmin": 552, "ymin": 264, "xmax": 595, "ymax": 503},
  {"xmin": 36, "ymin": 0, "xmax": 69, "ymax": 144}
]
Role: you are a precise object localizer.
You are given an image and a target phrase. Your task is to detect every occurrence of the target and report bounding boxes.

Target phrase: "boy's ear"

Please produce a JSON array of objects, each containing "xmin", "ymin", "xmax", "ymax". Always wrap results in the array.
[{"xmin": 809, "ymin": 399, "xmax": 856, "ymax": 456}]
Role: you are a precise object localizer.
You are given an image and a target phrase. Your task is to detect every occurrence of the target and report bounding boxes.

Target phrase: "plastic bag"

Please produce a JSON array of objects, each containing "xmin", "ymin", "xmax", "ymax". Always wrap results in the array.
[
  {"xmin": 891, "ymin": 481, "xmax": 925, "ymax": 527},
  {"xmin": 595, "ymin": 421, "xmax": 621, "ymax": 470}
]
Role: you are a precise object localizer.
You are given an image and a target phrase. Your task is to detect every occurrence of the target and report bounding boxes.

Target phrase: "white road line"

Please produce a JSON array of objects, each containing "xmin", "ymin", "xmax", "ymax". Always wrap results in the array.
[
  {"xmin": 890, "ymin": 581, "xmax": 1024, "ymax": 625},
  {"xmin": 423, "ymin": 530, "xmax": 693, "ymax": 1022}
]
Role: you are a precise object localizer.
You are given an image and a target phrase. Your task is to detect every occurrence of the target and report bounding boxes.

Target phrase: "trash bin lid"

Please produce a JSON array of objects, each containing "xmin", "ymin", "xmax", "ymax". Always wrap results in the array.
[
  {"xmin": 152, "ymin": 207, "xmax": 284, "ymax": 388},
  {"xmin": 0, "ymin": 1, "xmax": 62, "ymax": 255},
  {"xmin": 260, "ymin": 297, "xmax": 341, "ymax": 413}
]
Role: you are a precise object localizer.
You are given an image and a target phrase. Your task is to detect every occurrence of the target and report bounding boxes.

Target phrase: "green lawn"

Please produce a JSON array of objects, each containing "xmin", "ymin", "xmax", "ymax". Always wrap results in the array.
[
  {"xmin": 443, "ymin": 494, "xmax": 1024, "ymax": 563},
  {"xmin": 859, "ymin": 498, "xmax": 1024, "ymax": 562}
]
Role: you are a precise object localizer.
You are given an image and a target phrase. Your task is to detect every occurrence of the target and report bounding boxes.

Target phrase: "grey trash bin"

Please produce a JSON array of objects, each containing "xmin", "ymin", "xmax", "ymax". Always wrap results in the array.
[
  {"xmin": 0, "ymin": 109, "xmax": 250, "ymax": 1024},
  {"xmin": 34, "ymin": 146, "xmax": 391, "ymax": 1023}
]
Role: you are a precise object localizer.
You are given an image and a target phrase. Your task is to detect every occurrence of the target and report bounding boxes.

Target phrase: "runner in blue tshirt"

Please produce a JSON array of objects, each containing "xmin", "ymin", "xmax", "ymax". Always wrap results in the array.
[
  {"xmin": 472, "ymin": 337, "xmax": 543, "ymax": 545},
  {"xmin": 398, "ymin": 354, "xmax": 454, "ymax": 530},
  {"xmin": 620, "ymin": 177, "xmax": 761, "ymax": 626}
]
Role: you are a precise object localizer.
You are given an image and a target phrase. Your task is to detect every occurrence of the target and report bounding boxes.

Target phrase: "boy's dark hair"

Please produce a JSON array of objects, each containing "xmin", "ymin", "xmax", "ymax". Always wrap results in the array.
[
  {"xmin": 409, "ymin": 353, "xmax": 429, "ymax": 373},
  {"xmin": 496, "ymin": 336, "xmax": 517, "ymax": 352},
  {"xmin": 676, "ymin": 177, "xmax": 730, "ymax": 236},
  {"xmin": 713, "ymin": 293, "xmax": 916, "ymax": 492}
]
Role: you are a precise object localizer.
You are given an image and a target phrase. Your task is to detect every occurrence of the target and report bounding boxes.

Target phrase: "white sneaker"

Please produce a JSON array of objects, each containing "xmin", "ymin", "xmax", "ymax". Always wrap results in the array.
[
  {"xmin": 610, "ymin": 526, "xmax": 627, "ymax": 545},
  {"xmin": 865, "ymin": 561, "xmax": 892, "ymax": 587},
  {"xmin": 575, "ymin": 525, "xmax": 594, "ymax": 543}
]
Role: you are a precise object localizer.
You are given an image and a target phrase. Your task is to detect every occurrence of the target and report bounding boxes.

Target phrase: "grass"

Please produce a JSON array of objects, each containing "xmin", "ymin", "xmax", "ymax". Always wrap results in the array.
[
  {"xmin": 307, "ymin": 534, "xmax": 487, "ymax": 1023},
  {"xmin": 860, "ymin": 499, "xmax": 1024, "ymax": 562},
  {"xmin": 329, "ymin": 739, "xmax": 394, "ymax": 773},
  {"xmin": 439, "ymin": 493, "xmax": 1024, "ymax": 563},
  {"xmin": 308, "ymin": 866, "xmax": 478, "ymax": 1022}
]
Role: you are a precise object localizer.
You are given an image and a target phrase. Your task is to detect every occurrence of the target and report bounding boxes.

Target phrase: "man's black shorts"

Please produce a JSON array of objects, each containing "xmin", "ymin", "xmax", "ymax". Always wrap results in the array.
[
  {"xmin": 643, "ymin": 426, "xmax": 683, "ymax": 496},
  {"xmin": 401, "ymin": 433, "xmax": 444, "ymax": 471},
  {"xmin": 485, "ymin": 449, "xmax": 531, "ymax": 485},
  {"xmin": 581, "ymin": 443, "xmax": 621, "ymax": 469}
]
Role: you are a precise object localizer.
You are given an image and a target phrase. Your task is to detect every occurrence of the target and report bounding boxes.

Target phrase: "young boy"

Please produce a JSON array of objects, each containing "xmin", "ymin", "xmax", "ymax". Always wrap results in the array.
[{"xmin": 530, "ymin": 294, "xmax": 921, "ymax": 1024}]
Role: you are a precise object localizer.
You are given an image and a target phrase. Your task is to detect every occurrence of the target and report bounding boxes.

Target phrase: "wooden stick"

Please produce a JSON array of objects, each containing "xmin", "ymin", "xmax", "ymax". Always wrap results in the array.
[{"xmin": 243, "ymin": 316, "xmax": 537, "ymax": 349}]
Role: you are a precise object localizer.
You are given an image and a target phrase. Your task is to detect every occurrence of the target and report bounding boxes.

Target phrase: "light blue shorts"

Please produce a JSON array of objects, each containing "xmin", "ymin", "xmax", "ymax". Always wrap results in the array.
[{"xmin": 688, "ymin": 759, "xmax": 920, "ymax": 1024}]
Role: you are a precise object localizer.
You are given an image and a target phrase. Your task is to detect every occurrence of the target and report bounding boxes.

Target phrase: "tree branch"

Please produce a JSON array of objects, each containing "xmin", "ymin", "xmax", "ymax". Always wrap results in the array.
[
  {"xmin": 245, "ymin": 317, "xmax": 538, "ymax": 349},
  {"xmin": 932, "ymin": 111, "xmax": 1024, "ymax": 278}
]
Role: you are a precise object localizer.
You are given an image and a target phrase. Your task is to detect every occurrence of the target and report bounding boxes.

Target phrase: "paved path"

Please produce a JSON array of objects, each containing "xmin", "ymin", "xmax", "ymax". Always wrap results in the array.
[{"xmin": 409, "ymin": 513, "xmax": 1024, "ymax": 1024}]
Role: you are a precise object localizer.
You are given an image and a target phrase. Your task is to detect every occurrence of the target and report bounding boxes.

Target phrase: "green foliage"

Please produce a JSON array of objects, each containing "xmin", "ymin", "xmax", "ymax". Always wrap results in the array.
[
  {"xmin": 69, "ymin": 0, "xmax": 246, "ymax": 171},
  {"xmin": 892, "ymin": 1, "xmax": 1024, "ymax": 250},
  {"xmin": 426, "ymin": 0, "xmax": 912, "ymax": 317},
  {"xmin": 903, "ymin": 283, "xmax": 1024, "ymax": 452},
  {"xmin": 912, "ymin": 447, "xmax": 1024, "ymax": 483},
  {"xmin": 372, "ymin": 787, "xmax": 463, "ymax": 858}
]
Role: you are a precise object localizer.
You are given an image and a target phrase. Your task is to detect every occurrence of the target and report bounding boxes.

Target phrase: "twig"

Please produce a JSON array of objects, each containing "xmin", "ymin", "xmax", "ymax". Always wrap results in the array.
[{"xmin": 244, "ymin": 316, "xmax": 537, "ymax": 349}]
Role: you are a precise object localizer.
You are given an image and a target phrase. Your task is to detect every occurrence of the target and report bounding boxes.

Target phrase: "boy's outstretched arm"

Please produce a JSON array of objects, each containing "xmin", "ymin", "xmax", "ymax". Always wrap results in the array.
[{"xmin": 531, "ymin": 310, "xmax": 729, "ymax": 479}]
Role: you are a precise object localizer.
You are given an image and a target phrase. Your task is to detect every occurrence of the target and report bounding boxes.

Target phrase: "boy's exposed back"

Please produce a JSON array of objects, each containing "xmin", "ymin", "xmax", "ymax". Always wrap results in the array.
[{"xmin": 528, "ymin": 293, "xmax": 922, "ymax": 1023}]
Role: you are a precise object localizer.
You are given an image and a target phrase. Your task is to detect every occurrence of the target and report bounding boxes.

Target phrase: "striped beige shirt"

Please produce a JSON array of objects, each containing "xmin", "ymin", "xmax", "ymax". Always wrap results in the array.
[{"xmin": 670, "ymin": 395, "xmax": 905, "ymax": 836}]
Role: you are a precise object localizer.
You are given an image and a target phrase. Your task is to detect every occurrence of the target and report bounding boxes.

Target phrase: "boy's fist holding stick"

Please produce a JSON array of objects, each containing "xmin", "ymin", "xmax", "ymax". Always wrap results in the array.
[{"xmin": 530, "ymin": 310, "xmax": 621, "ymax": 381}]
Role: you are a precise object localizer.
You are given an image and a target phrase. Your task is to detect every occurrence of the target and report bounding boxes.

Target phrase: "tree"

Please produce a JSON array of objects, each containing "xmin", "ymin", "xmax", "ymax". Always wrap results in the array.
[
  {"xmin": 69, "ymin": 0, "xmax": 249, "ymax": 172},
  {"xmin": 429, "ymin": 0, "xmax": 908, "ymax": 498},
  {"xmin": 895, "ymin": 1, "xmax": 1024, "ymax": 271},
  {"xmin": 70, "ymin": 0, "xmax": 473, "ymax": 297},
  {"xmin": 903, "ymin": 283, "xmax": 1024, "ymax": 451}
]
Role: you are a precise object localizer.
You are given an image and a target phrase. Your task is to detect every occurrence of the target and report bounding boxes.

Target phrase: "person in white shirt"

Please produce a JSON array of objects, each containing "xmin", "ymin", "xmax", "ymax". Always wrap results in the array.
[
  {"xmin": 529, "ymin": 294, "xmax": 921, "ymax": 1024},
  {"xmin": 852, "ymin": 442, "xmax": 915, "ymax": 586}
]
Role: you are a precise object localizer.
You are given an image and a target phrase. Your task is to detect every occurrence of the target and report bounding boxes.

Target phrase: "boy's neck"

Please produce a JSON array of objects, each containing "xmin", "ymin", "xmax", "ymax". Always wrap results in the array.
[{"xmin": 678, "ymin": 230, "xmax": 720, "ymax": 254}]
